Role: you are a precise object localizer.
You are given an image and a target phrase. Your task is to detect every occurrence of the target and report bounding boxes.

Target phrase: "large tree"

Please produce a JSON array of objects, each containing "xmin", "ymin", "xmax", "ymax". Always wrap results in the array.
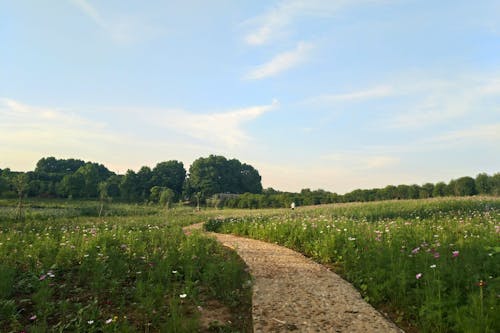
[
  {"xmin": 151, "ymin": 161, "xmax": 186, "ymax": 198},
  {"xmin": 188, "ymin": 155, "xmax": 263, "ymax": 198}
]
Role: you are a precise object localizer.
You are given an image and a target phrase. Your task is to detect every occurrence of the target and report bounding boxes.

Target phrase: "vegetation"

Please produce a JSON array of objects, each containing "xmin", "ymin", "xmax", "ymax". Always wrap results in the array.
[
  {"xmin": 1, "ymin": 157, "xmax": 498, "ymax": 210},
  {"xmin": 0, "ymin": 201, "xmax": 252, "ymax": 332},
  {"xmin": 206, "ymin": 197, "xmax": 500, "ymax": 333}
]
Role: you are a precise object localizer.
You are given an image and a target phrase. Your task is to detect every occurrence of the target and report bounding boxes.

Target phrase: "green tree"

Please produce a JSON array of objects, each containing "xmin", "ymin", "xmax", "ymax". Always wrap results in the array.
[
  {"xmin": 151, "ymin": 161, "xmax": 186, "ymax": 198},
  {"xmin": 188, "ymin": 155, "xmax": 263, "ymax": 197},
  {"xmin": 475, "ymin": 173, "xmax": 491, "ymax": 195},
  {"xmin": 453, "ymin": 177, "xmax": 476, "ymax": 196},
  {"xmin": 12, "ymin": 173, "xmax": 29, "ymax": 220},
  {"xmin": 432, "ymin": 182, "xmax": 447, "ymax": 197},
  {"xmin": 159, "ymin": 188, "xmax": 175, "ymax": 210}
]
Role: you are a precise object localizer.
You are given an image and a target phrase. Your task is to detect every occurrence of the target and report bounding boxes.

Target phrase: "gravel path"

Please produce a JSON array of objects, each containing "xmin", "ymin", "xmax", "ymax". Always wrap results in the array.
[{"xmin": 184, "ymin": 223, "xmax": 403, "ymax": 333}]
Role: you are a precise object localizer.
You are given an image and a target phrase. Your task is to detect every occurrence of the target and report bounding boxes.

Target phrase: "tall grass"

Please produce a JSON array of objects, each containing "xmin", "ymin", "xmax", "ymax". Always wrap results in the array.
[
  {"xmin": 206, "ymin": 197, "xmax": 500, "ymax": 333},
  {"xmin": 0, "ymin": 204, "xmax": 252, "ymax": 332}
]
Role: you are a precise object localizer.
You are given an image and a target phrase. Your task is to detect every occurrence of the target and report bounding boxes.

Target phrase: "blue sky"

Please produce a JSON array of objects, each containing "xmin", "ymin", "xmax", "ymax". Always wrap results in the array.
[{"xmin": 1, "ymin": 0, "xmax": 499, "ymax": 193}]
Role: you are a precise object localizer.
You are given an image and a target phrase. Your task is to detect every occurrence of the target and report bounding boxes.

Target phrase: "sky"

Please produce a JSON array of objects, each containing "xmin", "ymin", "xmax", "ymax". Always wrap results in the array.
[{"xmin": 1, "ymin": 0, "xmax": 499, "ymax": 194}]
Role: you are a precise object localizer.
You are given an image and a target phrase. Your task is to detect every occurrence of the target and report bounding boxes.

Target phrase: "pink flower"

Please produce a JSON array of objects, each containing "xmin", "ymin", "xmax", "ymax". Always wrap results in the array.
[
  {"xmin": 452, "ymin": 250, "xmax": 459, "ymax": 258},
  {"xmin": 411, "ymin": 247, "xmax": 420, "ymax": 254},
  {"xmin": 433, "ymin": 252, "xmax": 440, "ymax": 259},
  {"xmin": 29, "ymin": 315, "xmax": 37, "ymax": 321},
  {"xmin": 39, "ymin": 274, "xmax": 47, "ymax": 281},
  {"xmin": 416, "ymin": 273, "xmax": 423, "ymax": 279}
]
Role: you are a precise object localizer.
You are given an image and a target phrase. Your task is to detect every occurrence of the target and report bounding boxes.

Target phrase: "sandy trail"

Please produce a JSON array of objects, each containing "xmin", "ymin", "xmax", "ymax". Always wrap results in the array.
[{"xmin": 184, "ymin": 223, "xmax": 403, "ymax": 333}]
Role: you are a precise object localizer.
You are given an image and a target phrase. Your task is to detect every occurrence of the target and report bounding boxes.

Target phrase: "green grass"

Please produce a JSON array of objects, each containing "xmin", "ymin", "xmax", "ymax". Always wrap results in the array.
[
  {"xmin": 0, "ymin": 201, "xmax": 252, "ymax": 332},
  {"xmin": 206, "ymin": 197, "xmax": 500, "ymax": 333}
]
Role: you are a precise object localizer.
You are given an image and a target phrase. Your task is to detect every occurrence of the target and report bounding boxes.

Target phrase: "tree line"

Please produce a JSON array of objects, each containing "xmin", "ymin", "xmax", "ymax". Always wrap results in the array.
[
  {"xmin": 0, "ymin": 155, "xmax": 263, "ymax": 206},
  {"xmin": 0, "ymin": 156, "xmax": 498, "ymax": 208}
]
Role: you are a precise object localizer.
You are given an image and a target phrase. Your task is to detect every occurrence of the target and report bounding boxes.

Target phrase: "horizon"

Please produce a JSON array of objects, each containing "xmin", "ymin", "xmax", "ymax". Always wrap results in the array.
[{"xmin": 1, "ymin": 1, "xmax": 499, "ymax": 194}]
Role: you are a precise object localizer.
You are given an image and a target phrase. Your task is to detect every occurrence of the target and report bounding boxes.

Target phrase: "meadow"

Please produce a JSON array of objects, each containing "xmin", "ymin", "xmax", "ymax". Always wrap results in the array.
[
  {"xmin": 0, "ymin": 200, "xmax": 252, "ymax": 332},
  {"xmin": 205, "ymin": 197, "xmax": 500, "ymax": 333}
]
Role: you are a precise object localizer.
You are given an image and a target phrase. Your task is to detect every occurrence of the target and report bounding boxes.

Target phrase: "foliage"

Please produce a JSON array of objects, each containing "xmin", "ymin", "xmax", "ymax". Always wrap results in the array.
[
  {"xmin": 206, "ymin": 197, "xmax": 500, "ymax": 333},
  {"xmin": 188, "ymin": 155, "xmax": 263, "ymax": 198},
  {"xmin": 0, "ymin": 202, "xmax": 252, "ymax": 332}
]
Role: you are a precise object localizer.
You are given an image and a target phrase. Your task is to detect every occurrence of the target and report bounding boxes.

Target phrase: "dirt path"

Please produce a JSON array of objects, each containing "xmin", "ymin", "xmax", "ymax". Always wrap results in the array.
[{"xmin": 184, "ymin": 223, "xmax": 403, "ymax": 333}]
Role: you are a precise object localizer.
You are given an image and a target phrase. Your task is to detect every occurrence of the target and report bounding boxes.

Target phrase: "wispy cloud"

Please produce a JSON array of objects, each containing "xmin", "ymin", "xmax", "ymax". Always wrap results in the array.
[
  {"xmin": 244, "ymin": 42, "xmax": 313, "ymax": 80},
  {"xmin": 307, "ymin": 85, "xmax": 394, "ymax": 105},
  {"xmin": 388, "ymin": 76, "xmax": 499, "ymax": 128},
  {"xmin": 159, "ymin": 100, "xmax": 278, "ymax": 146},
  {"xmin": 243, "ymin": 0, "xmax": 390, "ymax": 45},
  {"xmin": 70, "ymin": 0, "xmax": 161, "ymax": 44}
]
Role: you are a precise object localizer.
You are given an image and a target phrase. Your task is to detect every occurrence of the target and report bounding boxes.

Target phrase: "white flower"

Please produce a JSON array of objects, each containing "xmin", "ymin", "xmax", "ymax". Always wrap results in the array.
[
  {"xmin": 172, "ymin": 270, "xmax": 178, "ymax": 274},
  {"xmin": 105, "ymin": 318, "xmax": 113, "ymax": 324},
  {"xmin": 430, "ymin": 264, "xmax": 436, "ymax": 269},
  {"xmin": 179, "ymin": 293, "xmax": 187, "ymax": 298},
  {"xmin": 88, "ymin": 320, "xmax": 94, "ymax": 324}
]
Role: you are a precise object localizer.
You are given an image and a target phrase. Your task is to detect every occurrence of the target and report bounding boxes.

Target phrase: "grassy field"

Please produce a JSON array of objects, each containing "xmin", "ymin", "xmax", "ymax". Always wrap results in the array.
[
  {"xmin": 1, "ymin": 197, "xmax": 498, "ymax": 332},
  {"xmin": 0, "ymin": 200, "xmax": 252, "ymax": 332},
  {"xmin": 206, "ymin": 197, "xmax": 500, "ymax": 333}
]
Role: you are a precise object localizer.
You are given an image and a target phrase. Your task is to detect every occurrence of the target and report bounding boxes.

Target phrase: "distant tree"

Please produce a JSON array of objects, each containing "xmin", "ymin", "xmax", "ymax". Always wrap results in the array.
[
  {"xmin": 419, "ymin": 183, "xmax": 434, "ymax": 199},
  {"xmin": 189, "ymin": 155, "xmax": 263, "ymax": 197},
  {"xmin": 120, "ymin": 170, "xmax": 140, "ymax": 202},
  {"xmin": 35, "ymin": 157, "xmax": 85, "ymax": 174},
  {"xmin": 432, "ymin": 182, "xmax": 447, "ymax": 197},
  {"xmin": 453, "ymin": 177, "xmax": 477, "ymax": 196},
  {"xmin": 137, "ymin": 166, "xmax": 153, "ymax": 201},
  {"xmin": 151, "ymin": 161, "xmax": 186, "ymax": 198},
  {"xmin": 12, "ymin": 173, "xmax": 29, "ymax": 220},
  {"xmin": 475, "ymin": 173, "xmax": 491, "ymax": 195},
  {"xmin": 98, "ymin": 181, "xmax": 110, "ymax": 217},
  {"xmin": 159, "ymin": 188, "xmax": 175, "ymax": 210},
  {"xmin": 58, "ymin": 173, "xmax": 86, "ymax": 198},
  {"xmin": 490, "ymin": 173, "xmax": 500, "ymax": 196}
]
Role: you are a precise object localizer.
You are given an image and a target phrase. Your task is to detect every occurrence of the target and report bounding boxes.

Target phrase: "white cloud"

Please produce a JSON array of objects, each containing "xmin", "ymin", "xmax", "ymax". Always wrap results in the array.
[
  {"xmin": 307, "ymin": 85, "xmax": 394, "ymax": 105},
  {"xmin": 160, "ymin": 100, "xmax": 278, "ymax": 147},
  {"xmin": 244, "ymin": 42, "xmax": 313, "ymax": 80},
  {"xmin": 70, "ymin": 0, "xmax": 161, "ymax": 44},
  {"xmin": 243, "ymin": 0, "xmax": 390, "ymax": 45},
  {"xmin": 388, "ymin": 76, "xmax": 500, "ymax": 128},
  {"xmin": 430, "ymin": 123, "xmax": 500, "ymax": 144}
]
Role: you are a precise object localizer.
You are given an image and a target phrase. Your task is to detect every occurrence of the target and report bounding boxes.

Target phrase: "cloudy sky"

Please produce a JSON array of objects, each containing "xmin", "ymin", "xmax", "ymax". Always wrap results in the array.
[{"xmin": 1, "ymin": 0, "xmax": 499, "ymax": 193}]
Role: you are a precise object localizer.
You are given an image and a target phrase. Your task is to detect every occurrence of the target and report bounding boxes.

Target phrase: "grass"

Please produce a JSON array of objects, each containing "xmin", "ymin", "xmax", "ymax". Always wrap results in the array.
[
  {"xmin": 0, "ymin": 201, "xmax": 252, "ymax": 332},
  {"xmin": 205, "ymin": 197, "xmax": 500, "ymax": 333}
]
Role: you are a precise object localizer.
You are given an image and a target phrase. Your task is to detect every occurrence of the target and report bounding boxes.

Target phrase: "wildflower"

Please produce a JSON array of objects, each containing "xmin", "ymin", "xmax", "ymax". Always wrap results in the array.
[
  {"xmin": 88, "ymin": 320, "xmax": 94, "ymax": 324},
  {"xmin": 416, "ymin": 273, "xmax": 423, "ymax": 279},
  {"xmin": 430, "ymin": 264, "xmax": 436, "ymax": 269},
  {"xmin": 411, "ymin": 247, "xmax": 420, "ymax": 255},
  {"xmin": 105, "ymin": 318, "xmax": 113, "ymax": 324},
  {"xmin": 433, "ymin": 252, "xmax": 440, "ymax": 259},
  {"xmin": 476, "ymin": 280, "xmax": 486, "ymax": 288},
  {"xmin": 179, "ymin": 293, "xmax": 187, "ymax": 298},
  {"xmin": 39, "ymin": 274, "xmax": 47, "ymax": 281},
  {"xmin": 172, "ymin": 270, "xmax": 178, "ymax": 274},
  {"xmin": 29, "ymin": 315, "xmax": 37, "ymax": 321},
  {"xmin": 452, "ymin": 250, "xmax": 459, "ymax": 258}
]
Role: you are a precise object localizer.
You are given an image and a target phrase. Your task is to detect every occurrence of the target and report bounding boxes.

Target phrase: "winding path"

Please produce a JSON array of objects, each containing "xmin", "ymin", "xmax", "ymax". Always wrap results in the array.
[{"xmin": 184, "ymin": 223, "xmax": 403, "ymax": 333}]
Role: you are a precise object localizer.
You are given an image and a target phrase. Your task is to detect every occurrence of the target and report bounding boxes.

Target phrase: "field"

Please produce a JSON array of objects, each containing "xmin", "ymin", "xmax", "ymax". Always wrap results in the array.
[
  {"xmin": 206, "ymin": 197, "xmax": 500, "ymax": 333},
  {"xmin": 0, "ymin": 200, "xmax": 252, "ymax": 332},
  {"xmin": 1, "ymin": 197, "xmax": 498, "ymax": 333}
]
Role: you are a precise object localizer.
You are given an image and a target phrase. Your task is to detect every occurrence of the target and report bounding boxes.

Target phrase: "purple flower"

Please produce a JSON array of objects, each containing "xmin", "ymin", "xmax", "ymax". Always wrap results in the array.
[
  {"xmin": 411, "ymin": 247, "xmax": 420, "ymax": 254},
  {"xmin": 452, "ymin": 250, "xmax": 459, "ymax": 258},
  {"xmin": 416, "ymin": 273, "xmax": 423, "ymax": 280},
  {"xmin": 433, "ymin": 252, "xmax": 440, "ymax": 259},
  {"xmin": 39, "ymin": 274, "xmax": 47, "ymax": 281}
]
